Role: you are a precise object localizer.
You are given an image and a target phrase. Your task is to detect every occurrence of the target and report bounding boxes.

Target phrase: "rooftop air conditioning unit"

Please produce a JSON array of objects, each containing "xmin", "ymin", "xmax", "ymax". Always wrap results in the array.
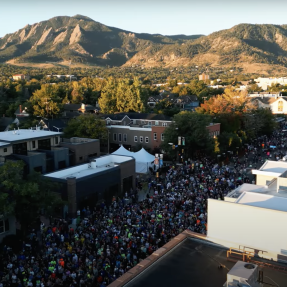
[{"xmin": 224, "ymin": 261, "xmax": 261, "ymax": 287}]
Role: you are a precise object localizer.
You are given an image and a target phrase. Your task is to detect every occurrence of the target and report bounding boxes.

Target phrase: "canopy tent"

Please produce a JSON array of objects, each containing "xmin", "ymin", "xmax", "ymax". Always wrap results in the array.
[
  {"xmin": 112, "ymin": 145, "xmax": 134, "ymax": 157},
  {"xmin": 133, "ymin": 148, "xmax": 155, "ymax": 173},
  {"xmin": 112, "ymin": 146, "xmax": 154, "ymax": 173}
]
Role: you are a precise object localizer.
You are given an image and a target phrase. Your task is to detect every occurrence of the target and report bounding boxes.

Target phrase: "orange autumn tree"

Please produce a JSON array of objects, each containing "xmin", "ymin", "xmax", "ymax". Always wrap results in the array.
[{"xmin": 196, "ymin": 86, "xmax": 255, "ymax": 115}]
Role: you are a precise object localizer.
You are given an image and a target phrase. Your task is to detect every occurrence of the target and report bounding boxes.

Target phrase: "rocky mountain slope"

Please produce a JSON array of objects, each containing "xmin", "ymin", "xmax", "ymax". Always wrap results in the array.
[
  {"xmin": 0, "ymin": 15, "xmax": 202, "ymax": 67},
  {"xmin": 2, "ymin": 16, "xmax": 287, "ymax": 73}
]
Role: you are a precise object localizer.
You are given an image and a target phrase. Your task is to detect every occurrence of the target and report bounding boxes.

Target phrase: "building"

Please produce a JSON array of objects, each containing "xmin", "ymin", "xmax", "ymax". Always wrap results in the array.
[
  {"xmin": 107, "ymin": 230, "xmax": 287, "ymax": 287},
  {"xmin": 249, "ymin": 93, "xmax": 287, "ymax": 114},
  {"xmin": 60, "ymin": 137, "xmax": 100, "ymax": 166},
  {"xmin": 14, "ymin": 105, "xmax": 29, "ymax": 118},
  {"xmin": 104, "ymin": 113, "xmax": 172, "ymax": 152},
  {"xmin": 45, "ymin": 155, "xmax": 135, "ymax": 216},
  {"xmin": 12, "ymin": 74, "xmax": 30, "ymax": 81},
  {"xmin": 254, "ymin": 77, "xmax": 287, "ymax": 90},
  {"xmin": 62, "ymin": 103, "xmax": 96, "ymax": 118},
  {"xmin": 199, "ymin": 72, "xmax": 209, "ymax": 81},
  {"xmin": 207, "ymin": 160, "xmax": 287, "ymax": 263},
  {"xmin": 206, "ymin": 123, "xmax": 221, "ymax": 137},
  {"xmin": 0, "ymin": 129, "xmax": 68, "ymax": 174}
]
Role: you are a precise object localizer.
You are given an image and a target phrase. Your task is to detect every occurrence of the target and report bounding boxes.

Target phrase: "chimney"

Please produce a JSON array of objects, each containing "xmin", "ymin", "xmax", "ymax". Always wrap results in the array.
[{"xmin": 19, "ymin": 105, "xmax": 22, "ymax": 114}]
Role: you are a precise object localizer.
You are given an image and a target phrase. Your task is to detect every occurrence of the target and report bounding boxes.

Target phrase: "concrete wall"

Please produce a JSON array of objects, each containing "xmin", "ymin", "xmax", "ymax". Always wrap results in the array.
[
  {"xmin": 207, "ymin": 199, "xmax": 287, "ymax": 261},
  {"xmin": 256, "ymin": 174, "xmax": 276, "ymax": 185},
  {"xmin": 60, "ymin": 140, "xmax": 100, "ymax": 165}
]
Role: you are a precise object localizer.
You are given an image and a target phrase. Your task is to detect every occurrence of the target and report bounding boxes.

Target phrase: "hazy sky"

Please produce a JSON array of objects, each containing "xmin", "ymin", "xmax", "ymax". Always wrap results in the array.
[{"xmin": 2, "ymin": 0, "xmax": 287, "ymax": 37}]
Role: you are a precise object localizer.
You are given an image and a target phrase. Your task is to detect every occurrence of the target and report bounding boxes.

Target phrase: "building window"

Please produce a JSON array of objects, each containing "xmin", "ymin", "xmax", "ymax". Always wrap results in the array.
[
  {"xmin": 154, "ymin": 133, "xmax": 157, "ymax": 140},
  {"xmin": 118, "ymin": 133, "xmax": 122, "ymax": 142},
  {"xmin": 4, "ymin": 148, "xmax": 7, "ymax": 152},
  {"xmin": 140, "ymin": 136, "xmax": 143, "ymax": 143},
  {"xmin": 161, "ymin": 133, "xmax": 164, "ymax": 141},
  {"xmin": 134, "ymin": 136, "xmax": 138, "ymax": 142},
  {"xmin": 32, "ymin": 141, "xmax": 36, "ymax": 148},
  {"xmin": 162, "ymin": 122, "xmax": 167, "ymax": 127},
  {"xmin": 141, "ymin": 121, "xmax": 145, "ymax": 124},
  {"xmin": 123, "ymin": 134, "xmax": 127, "ymax": 142},
  {"xmin": 278, "ymin": 100, "xmax": 283, "ymax": 112},
  {"xmin": 145, "ymin": 137, "xmax": 149, "ymax": 143},
  {"xmin": 55, "ymin": 137, "xmax": 59, "ymax": 145},
  {"xmin": 133, "ymin": 120, "xmax": 137, "ymax": 124},
  {"xmin": 155, "ymin": 121, "xmax": 159, "ymax": 126},
  {"xmin": 113, "ymin": 133, "xmax": 117, "ymax": 141},
  {"xmin": 148, "ymin": 121, "xmax": 152, "ymax": 126},
  {"xmin": 79, "ymin": 156, "xmax": 83, "ymax": 161},
  {"xmin": 0, "ymin": 219, "xmax": 9, "ymax": 234}
]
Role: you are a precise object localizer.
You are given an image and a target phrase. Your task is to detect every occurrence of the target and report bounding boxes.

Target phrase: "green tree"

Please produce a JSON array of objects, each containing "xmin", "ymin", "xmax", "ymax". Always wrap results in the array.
[
  {"xmin": 0, "ymin": 160, "xmax": 63, "ymax": 234},
  {"xmin": 64, "ymin": 114, "xmax": 108, "ymax": 139},
  {"xmin": 161, "ymin": 112, "xmax": 214, "ymax": 158}
]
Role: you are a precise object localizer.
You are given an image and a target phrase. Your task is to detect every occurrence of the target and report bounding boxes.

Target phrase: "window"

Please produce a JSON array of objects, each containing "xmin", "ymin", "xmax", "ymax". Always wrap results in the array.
[
  {"xmin": 4, "ymin": 148, "xmax": 7, "ymax": 152},
  {"xmin": 141, "ymin": 121, "xmax": 145, "ymax": 124},
  {"xmin": 133, "ymin": 120, "xmax": 137, "ymax": 124},
  {"xmin": 134, "ymin": 136, "xmax": 138, "ymax": 142},
  {"xmin": 38, "ymin": 139, "xmax": 51, "ymax": 150},
  {"xmin": 161, "ymin": 133, "xmax": 164, "ymax": 141},
  {"xmin": 162, "ymin": 122, "xmax": 167, "ymax": 127},
  {"xmin": 155, "ymin": 121, "xmax": 159, "ymax": 126},
  {"xmin": 123, "ymin": 134, "xmax": 127, "ymax": 142},
  {"xmin": 140, "ymin": 136, "xmax": 143, "ymax": 143},
  {"xmin": 113, "ymin": 133, "xmax": 117, "ymax": 141},
  {"xmin": 154, "ymin": 133, "xmax": 157, "ymax": 140},
  {"xmin": 145, "ymin": 137, "xmax": 149, "ymax": 143},
  {"xmin": 278, "ymin": 100, "xmax": 283, "ymax": 112},
  {"xmin": 148, "ymin": 121, "xmax": 152, "ymax": 126},
  {"xmin": 32, "ymin": 140, "xmax": 36, "ymax": 148},
  {"xmin": 55, "ymin": 137, "xmax": 59, "ymax": 145},
  {"xmin": 106, "ymin": 120, "xmax": 110, "ymax": 125},
  {"xmin": 118, "ymin": 133, "xmax": 122, "ymax": 142},
  {"xmin": 79, "ymin": 156, "xmax": 83, "ymax": 161},
  {"xmin": 0, "ymin": 219, "xmax": 9, "ymax": 234}
]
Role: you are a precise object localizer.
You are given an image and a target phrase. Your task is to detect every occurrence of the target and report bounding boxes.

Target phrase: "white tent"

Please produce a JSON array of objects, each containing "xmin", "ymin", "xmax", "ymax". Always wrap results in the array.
[
  {"xmin": 112, "ymin": 145, "xmax": 134, "ymax": 157},
  {"xmin": 112, "ymin": 146, "xmax": 154, "ymax": 173},
  {"xmin": 133, "ymin": 148, "xmax": 155, "ymax": 173}
]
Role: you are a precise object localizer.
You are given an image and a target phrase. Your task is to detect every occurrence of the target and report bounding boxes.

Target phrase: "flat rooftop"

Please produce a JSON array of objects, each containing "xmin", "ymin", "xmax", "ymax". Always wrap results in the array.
[
  {"xmin": 0, "ymin": 129, "xmax": 62, "ymax": 142},
  {"xmin": 107, "ymin": 126, "xmax": 152, "ymax": 131},
  {"xmin": 118, "ymin": 236, "xmax": 287, "ymax": 287},
  {"xmin": 45, "ymin": 154, "xmax": 133, "ymax": 179},
  {"xmin": 236, "ymin": 191, "xmax": 287, "ymax": 212},
  {"xmin": 255, "ymin": 160, "xmax": 287, "ymax": 175}
]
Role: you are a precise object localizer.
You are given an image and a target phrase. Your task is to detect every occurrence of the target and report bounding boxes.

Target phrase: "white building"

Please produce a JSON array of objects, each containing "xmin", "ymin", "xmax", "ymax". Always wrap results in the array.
[
  {"xmin": 254, "ymin": 77, "xmax": 287, "ymax": 90},
  {"xmin": 207, "ymin": 160, "xmax": 287, "ymax": 263}
]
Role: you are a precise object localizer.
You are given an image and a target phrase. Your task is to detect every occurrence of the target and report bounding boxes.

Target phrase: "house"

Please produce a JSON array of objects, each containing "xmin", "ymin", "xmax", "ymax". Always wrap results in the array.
[
  {"xmin": 12, "ymin": 74, "xmax": 30, "ymax": 81},
  {"xmin": 254, "ymin": 77, "xmax": 287, "ymax": 90},
  {"xmin": 62, "ymin": 103, "xmax": 96, "ymax": 118},
  {"xmin": 14, "ymin": 105, "xmax": 29, "ymax": 118},
  {"xmin": 147, "ymin": 91, "xmax": 177, "ymax": 108},
  {"xmin": 39, "ymin": 119, "xmax": 67, "ymax": 132},
  {"xmin": 0, "ymin": 117, "xmax": 14, "ymax": 131},
  {"xmin": 175, "ymin": 95, "xmax": 199, "ymax": 111},
  {"xmin": 249, "ymin": 94, "xmax": 287, "ymax": 114}
]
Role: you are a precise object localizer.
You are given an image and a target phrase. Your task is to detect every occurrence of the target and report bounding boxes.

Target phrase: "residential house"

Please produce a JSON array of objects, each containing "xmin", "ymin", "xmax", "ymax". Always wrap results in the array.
[
  {"xmin": 39, "ymin": 119, "xmax": 67, "ymax": 132},
  {"xmin": 62, "ymin": 103, "xmax": 96, "ymax": 118},
  {"xmin": 175, "ymin": 95, "xmax": 199, "ymax": 111},
  {"xmin": 147, "ymin": 91, "xmax": 177, "ymax": 108},
  {"xmin": 15, "ymin": 105, "xmax": 29, "ymax": 118},
  {"xmin": 249, "ymin": 94, "xmax": 287, "ymax": 114}
]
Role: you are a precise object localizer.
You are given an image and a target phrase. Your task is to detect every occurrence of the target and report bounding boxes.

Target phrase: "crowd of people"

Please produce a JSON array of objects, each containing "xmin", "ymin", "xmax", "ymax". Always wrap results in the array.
[{"xmin": 1, "ymin": 124, "xmax": 287, "ymax": 287}]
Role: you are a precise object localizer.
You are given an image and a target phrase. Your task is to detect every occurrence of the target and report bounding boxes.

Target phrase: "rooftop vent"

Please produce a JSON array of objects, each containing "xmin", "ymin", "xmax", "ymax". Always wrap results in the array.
[{"xmin": 244, "ymin": 264, "xmax": 255, "ymax": 269}]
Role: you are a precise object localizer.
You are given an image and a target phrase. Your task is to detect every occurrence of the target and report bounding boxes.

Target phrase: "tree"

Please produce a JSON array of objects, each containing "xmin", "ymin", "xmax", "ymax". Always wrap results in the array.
[
  {"xmin": 29, "ymin": 84, "xmax": 63, "ymax": 118},
  {"xmin": 64, "ymin": 114, "xmax": 108, "ymax": 140},
  {"xmin": 0, "ymin": 160, "xmax": 63, "ymax": 234},
  {"xmin": 71, "ymin": 82, "xmax": 84, "ymax": 103},
  {"xmin": 161, "ymin": 112, "xmax": 214, "ymax": 158}
]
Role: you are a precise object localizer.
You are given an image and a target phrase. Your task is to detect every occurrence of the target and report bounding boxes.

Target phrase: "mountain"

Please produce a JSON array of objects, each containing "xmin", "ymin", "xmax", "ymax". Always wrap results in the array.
[
  {"xmin": 0, "ymin": 15, "xmax": 202, "ymax": 67},
  {"xmin": 2, "ymin": 16, "xmax": 287, "ymax": 73}
]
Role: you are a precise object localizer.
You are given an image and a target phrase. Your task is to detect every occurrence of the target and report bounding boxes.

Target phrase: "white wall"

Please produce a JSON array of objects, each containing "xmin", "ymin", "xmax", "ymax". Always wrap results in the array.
[
  {"xmin": 256, "ymin": 175, "xmax": 275, "ymax": 185},
  {"xmin": 0, "ymin": 146, "xmax": 13, "ymax": 156},
  {"xmin": 207, "ymin": 199, "xmax": 287, "ymax": 261}
]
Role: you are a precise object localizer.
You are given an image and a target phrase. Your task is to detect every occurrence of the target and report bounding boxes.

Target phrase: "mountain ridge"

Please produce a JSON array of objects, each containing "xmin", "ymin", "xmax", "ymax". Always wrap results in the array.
[{"xmin": 1, "ymin": 15, "xmax": 287, "ymax": 73}]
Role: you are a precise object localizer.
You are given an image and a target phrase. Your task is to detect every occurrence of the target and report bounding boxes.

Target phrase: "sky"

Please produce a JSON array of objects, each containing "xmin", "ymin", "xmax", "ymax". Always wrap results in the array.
[{"xmin": 2, "ymin": 0, "xmax": 287, "ymax": 37}]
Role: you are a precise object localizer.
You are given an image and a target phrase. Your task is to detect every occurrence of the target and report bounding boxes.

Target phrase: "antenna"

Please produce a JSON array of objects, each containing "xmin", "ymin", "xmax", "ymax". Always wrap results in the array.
[{"xmin": 53, "ymin": 126, "xmax": 62, "ymax": 132}]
